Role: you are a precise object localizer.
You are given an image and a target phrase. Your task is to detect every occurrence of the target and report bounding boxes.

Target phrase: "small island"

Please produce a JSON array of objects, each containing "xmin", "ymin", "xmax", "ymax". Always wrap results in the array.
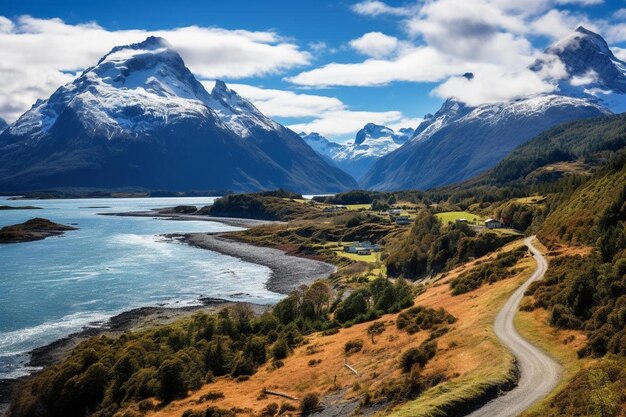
[{"xmin": 0, "ymin": 218, "xmax": 77, "ymax": 243}]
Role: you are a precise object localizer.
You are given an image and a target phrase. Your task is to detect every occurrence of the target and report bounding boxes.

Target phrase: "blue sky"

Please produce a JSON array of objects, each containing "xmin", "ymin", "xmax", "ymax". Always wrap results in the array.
[{"xmin": 1, "ymin": 0, "xmax": 626, "ymax": 141}]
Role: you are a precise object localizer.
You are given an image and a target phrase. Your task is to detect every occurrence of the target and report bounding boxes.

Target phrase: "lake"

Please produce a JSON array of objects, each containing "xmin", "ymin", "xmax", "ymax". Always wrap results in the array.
[{"xmin": 0, "ymin": 196, "xmax": 278, "ymax": 379}]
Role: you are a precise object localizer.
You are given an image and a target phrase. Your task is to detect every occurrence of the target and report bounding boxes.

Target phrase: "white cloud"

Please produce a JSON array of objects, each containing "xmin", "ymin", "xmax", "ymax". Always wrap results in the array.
[
  {"xmin": 288, "ymin": 110, "xmax": 419, "ymax": 138},
  {"xmin": 406, "ymin": 0, "xmax": 535, "ymax": 68},
  {"xmin": 612, "ymin": 46, "xmax": 626, "ymax": 62},
  {"xmin": 432, "ymin": 67, "xmax": 556, "ymax": 106},
  {"xmin": 614, "ymin": 8, "xmax": 626, "ymax": 20},
  {"xmin": 292, "ymin": 0, "xmax": 615, "ymax": 108},
  {"xmin": 349, "ymin": 32, "xmax": 399, "ymax": 58},
  {"xmin": 201, "ymin": 81, "xmax": 345, "ymax": 118},
  {"xmin": 570, "ymin": 70, "xmax": 598, "ymax": 86},
  {"xmin": 0, "ymin": 16, "xmax": 311, "ymax": 121},
  {"xmin": 198, "ymin": 80, "xmax": 418, "ymax": 140},
  {"xmin": 604, "ymin": 23, "xmax": 626, "ymax": 43},
  {"xmin": 351, "ymin": 1, "xmax": 417, "ymax": 17},
  {"xmin": 287, "ymin": 46, "xmax": 464, "ymax": 87},
  {"xmin": 529, "ymin": 9, "xmax": 597, "ymax": 39}
]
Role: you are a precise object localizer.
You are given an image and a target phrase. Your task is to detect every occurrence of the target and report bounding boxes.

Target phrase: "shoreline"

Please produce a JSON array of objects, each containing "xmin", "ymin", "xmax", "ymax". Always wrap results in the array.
[
  {"xmin": 100, "ymin": 210, "xmax": 282, "ymax": 228},
  {"xmin": 0, "ymin": 211, "xmax": 336, "ymax": 415},
  {"xmin": 171, "ymin": 233, "xmax": 337, "ymax": 295}
]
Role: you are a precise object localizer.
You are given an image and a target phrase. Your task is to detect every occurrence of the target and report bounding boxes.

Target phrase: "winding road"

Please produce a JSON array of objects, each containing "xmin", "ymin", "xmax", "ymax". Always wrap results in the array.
[{"xmin": 465, "ymin": 236, "xmax": 562, "ymax": 417}]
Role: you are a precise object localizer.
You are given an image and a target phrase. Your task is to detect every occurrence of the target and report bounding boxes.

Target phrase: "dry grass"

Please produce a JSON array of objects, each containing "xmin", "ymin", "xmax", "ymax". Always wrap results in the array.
[
  {"xmin": 141, "ymin": 240, "xmax": 535, "ymax": 417},
  {"xmin": 384, "ymin": 240, "xmax": 533, "ymax": 416}
]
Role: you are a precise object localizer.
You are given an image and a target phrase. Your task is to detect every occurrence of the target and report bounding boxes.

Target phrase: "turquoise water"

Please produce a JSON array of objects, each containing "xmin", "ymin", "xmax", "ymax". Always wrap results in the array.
[{"xmin": 0, "ymin": 196, "xmax": 277, "ymax": 379}]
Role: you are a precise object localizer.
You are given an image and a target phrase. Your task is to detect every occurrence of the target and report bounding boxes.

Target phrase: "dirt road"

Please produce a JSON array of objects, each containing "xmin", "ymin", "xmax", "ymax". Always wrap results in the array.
[{"xmin": 465, "ymin": 236, "xmax": 562, "ymax": 417}]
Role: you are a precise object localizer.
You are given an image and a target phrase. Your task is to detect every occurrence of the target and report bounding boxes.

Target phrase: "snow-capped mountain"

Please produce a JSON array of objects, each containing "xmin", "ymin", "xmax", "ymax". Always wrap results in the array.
[
  {"xmin": 362, "ymin": 27, "xmax": 618, "ymax": 191},
  {"xmin": 333, "ymin": 123, "xmax": 413, "ymax": 180},
  {"xmin": 300, "ymin": 132, "xmax": 343, "ymax": 163},
  {"xmin": 301, "ymin": 123, "xmax": 415, "ymax": 180},
  {"xmin": 208, "ymin": 80, "xmax": 280, "ymax": 138},
  {"xmin": 0, "ymin": 118, "xmax": 7, "ymax": 134},
  {"xmin": 532, "ymin": 26, "xmax": 626, "ymax": 111},
  {"xmin": 0, "ymin": 37, "xmax": 357, "ymax": 192}
]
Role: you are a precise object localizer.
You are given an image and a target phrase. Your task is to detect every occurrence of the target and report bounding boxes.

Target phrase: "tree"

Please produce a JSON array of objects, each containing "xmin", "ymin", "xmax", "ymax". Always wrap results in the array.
[
  {"xmin": 367, "ymin": 322, "xmax": 385, "ymax": 344},
  {"xmin": 271, "ymin": 336, "xmax": 289, "ymax": 360},
  {"xmin": 304, "ymin": 282, "xmax": 332, "ymax": 320},
  {"xmin": 157, "ymin": 358, "xmax": 186, "ymax": 402},
  {"xmin": 588, "ymin": 368, "xmax": 619, "ymax": 417}
]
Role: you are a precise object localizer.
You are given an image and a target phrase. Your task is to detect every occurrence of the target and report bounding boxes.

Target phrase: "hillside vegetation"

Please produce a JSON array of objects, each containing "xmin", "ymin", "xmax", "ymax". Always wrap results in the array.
[
  {"xmin": 205, "ymin": 191, "xmax": 319, "ymax": 221},
  {"xmin": 471, "ymin": 113, "xmax": 626, "ymax": 187}
]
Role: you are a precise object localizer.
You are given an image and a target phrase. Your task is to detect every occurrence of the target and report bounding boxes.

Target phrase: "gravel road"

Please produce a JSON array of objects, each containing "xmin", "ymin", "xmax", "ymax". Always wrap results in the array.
[{"xmin": 465, "ymin": 236, "xmax": 562, "ymax": 417}]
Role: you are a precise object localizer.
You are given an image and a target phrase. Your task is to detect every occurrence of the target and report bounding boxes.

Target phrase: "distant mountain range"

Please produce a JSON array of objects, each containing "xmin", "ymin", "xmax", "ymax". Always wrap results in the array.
[
  {"xmin": 301, "ymin": 123, "xmax": 414, "ymax": 180},
  {"xmin": 2, "ymin": 27, "xmax": 625, "ymax": 194},
  {"xmin": 0, "ymin": 118, "xmax": 7, "ymax": 134},
  {"xmin": 360, "ymin": 27, "xmax": 621, "ymax": 191},
  {"xmin": 0, "ymin": 37, "xmax": 357, "ymax": 193}
]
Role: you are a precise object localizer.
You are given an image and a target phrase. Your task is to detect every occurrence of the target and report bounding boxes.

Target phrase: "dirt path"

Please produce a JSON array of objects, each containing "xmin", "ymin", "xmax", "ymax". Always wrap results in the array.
[{"xmin": 465, "ymin": 236, "xmax": 562, "ymax": 417}]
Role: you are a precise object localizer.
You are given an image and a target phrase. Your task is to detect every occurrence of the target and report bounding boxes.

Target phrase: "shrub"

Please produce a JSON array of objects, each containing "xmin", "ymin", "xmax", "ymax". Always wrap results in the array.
[
  {"xmin": 400, "ymin": 341, "xmax": 438, "ymax": 373},
  {"xmin": 300, "ymin": 392, "xmax": 321, "ymax": 412},
  {"xmin": 450, "ymin": 246, "xmax": 527, "ymax": 295},
  {"xmin": 198, "ymin": 391, "xmax": 224, "ymax": 402},
  {"xmin": 260, "ymin": 402, "xmax": 279, "ymax": 416},
  {"xmin": 271, "ymin": 337, "xmax": 289, "ymax": 360},
  {"xmin": 396, "ymin": 306, "xmax": 456, "ymax": 334},
  {"xmin": 344, "ymin": 339, "xmax": 364, "ymax": 355}
]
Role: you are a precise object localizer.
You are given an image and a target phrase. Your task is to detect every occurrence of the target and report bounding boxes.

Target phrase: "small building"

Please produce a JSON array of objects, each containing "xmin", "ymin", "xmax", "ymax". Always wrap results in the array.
[
  {"xmin": 343, "ymin": 241, "xmax": 381, "ymax": 255},
  {"xmin": 344, "ymin": 245, "xmax": 358, "ymax": 253},
  {"xmin": 485, "ymin": 218, "xmax": 503, "ymax": 229},
  {"xmin": 395, "ymin": 216, "xmax": 411, "ymax": 225},
  {"xmin": 456, "ymin": 218, "xmax": 468, "ymax": 223},
  {"xmin": 389, "ymin": 209, "xmax": 402, "ymax": 215}
]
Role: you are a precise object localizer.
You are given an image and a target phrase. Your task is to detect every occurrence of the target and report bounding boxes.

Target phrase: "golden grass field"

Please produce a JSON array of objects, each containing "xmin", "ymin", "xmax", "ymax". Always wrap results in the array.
[{"xmin": 136, "ymin": 239, "xmax": 536, "ymax": 417}]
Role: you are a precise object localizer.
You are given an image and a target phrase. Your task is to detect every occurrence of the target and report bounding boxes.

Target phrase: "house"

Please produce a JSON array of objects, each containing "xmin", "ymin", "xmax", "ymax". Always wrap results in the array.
[
  {"xmin": 456, "ymin": 218, "xmax": 468, "ymax": 223},
  {"xmin": 343, "ymin": 241, "xmax": 381, "ymax": 255},
  {"xmin": 485, "ymin": 218, "xmax": 503, "ymax": 229},
  {"xmin": 389, "ymin": 209, "xmax": 402, "ymax": 215},
  {"xmin": 395, "ymin": 216, "xmax": 411, "ymax": 225}
]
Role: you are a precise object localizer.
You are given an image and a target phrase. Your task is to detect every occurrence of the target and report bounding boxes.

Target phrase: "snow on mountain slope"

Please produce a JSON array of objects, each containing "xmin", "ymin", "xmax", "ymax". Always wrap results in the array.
[
  {"xmin": 0, "ymin": 118, "xmax": 7, "ymax": 134},
  {"xmin": 531, "ymin": 26, "xmax": 626, "ymax": 111},
  {"xmin": 300, "ymin": 132, "xmax": 343, "ymax": 162},
  {"xmin": 0, "ymin": 37, "xmax": 357, "ymax": 193},
  {"xmin": 208, "ymin": 80, "xmax": 280, "ymax": 138},
  {"xmin": 7, "ymin": 37, "xmax": 219, "ymax": 141},
  {"xmin": 362, "ymin": 94, "xmax": 608, "ymax": 190},
  {"xmin": 300, "ymin": 123, "xmax": 415, "ymax": 181},
  {"xmin": 361, "ymin": 27, "xmax": 623, "ymax": 191}
]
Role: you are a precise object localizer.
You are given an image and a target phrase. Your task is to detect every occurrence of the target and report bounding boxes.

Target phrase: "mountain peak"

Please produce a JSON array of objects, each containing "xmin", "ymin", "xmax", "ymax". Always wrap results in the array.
[
  {"xmin": 529, "ymin": 26, "xmax": 626, "ymax": 103},
  {"xmin": 575, "ymin": 26, "xmax": 598, "ymax": 36},
  {"xmin": 550, "ymin": 26, "xmax": 610, "ymax": 55},
  {"xmin": 97, "ymin": 36, "xmax": 171, "ymax": 65},
  {"xmin": 355, "ymin": 123, "xmax": 390, "ymax": 145},
  {"xmin": 212, "ymin": 79, "xmax": 229, "ymax": 94}
]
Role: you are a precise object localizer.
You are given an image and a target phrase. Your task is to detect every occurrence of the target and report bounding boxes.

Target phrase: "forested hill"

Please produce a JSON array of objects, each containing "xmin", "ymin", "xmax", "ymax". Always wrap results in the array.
[
  {"xmin": 454, "ymin": 113, "xmax": 626, "ymax": 188},
  {"xmin": 539, "ymin": 153, "xmax": 626, "ymax": 259}
]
